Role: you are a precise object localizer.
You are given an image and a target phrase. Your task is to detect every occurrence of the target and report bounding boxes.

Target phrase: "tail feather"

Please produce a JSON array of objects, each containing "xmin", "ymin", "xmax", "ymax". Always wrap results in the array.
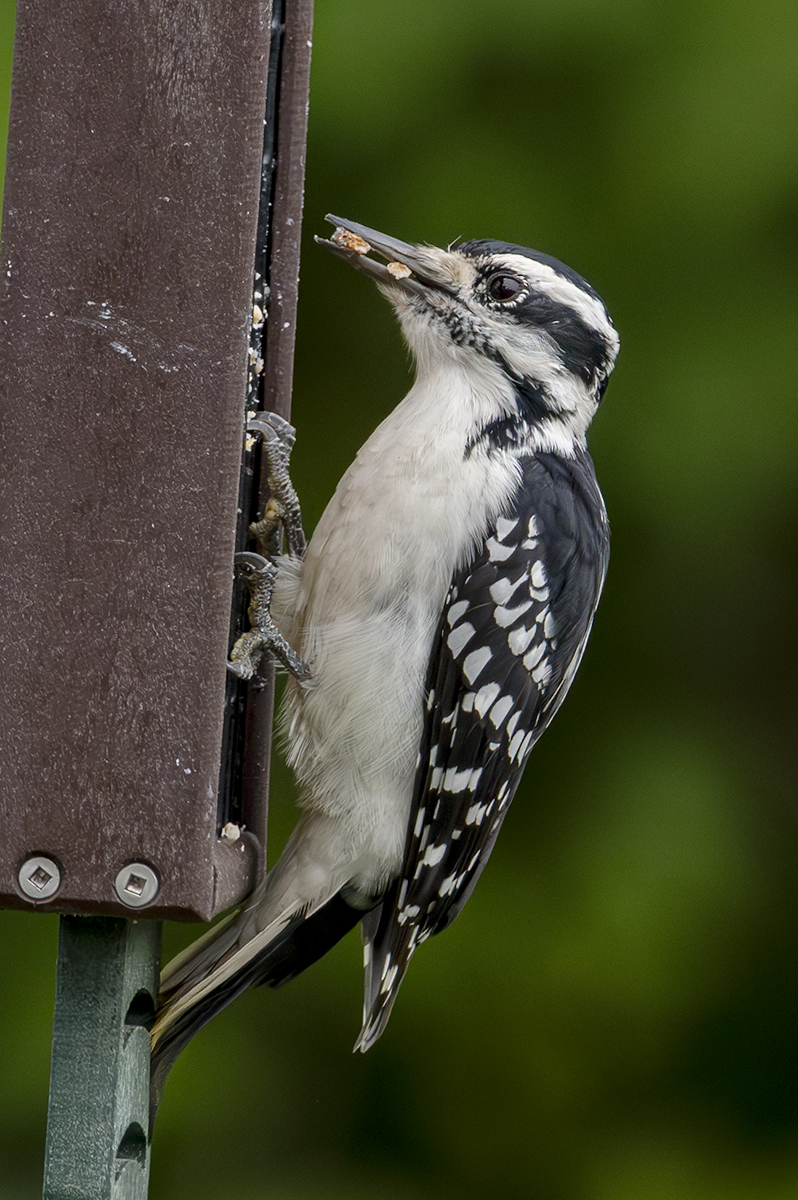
[
  {"xmin": 149, "ymin": 891, "xmax": 361, "ymax": 1127},
  {"xmin": 157, "ymin": 908, "xmax": 241, "ymax": 1000},
  {"xmin": 355, "ymin": 897, "xmax": 420, "ymax": 1054}
]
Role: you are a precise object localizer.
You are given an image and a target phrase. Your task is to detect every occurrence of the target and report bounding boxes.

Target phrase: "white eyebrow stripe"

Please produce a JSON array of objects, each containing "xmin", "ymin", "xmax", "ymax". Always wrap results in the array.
[{"xmin": 492, "ymin": 252, "xmax": 617, "ymax": 344}]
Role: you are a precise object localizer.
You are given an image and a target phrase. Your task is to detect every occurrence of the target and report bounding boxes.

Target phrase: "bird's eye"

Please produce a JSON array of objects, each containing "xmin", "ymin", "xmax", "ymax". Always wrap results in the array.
[{"xmin": 486, "ymin": 273, "xmax": 525, "ymax": 303}]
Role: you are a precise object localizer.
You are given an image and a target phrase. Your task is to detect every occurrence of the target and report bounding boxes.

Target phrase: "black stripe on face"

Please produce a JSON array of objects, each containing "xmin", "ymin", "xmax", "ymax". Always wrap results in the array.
[
  {"xmin": 459, "ymin": 239, "xmax": 603, "ymax": 303},
  {"xmin": 459, "ymin": 241, "xmax": 614, "ymax": 386},
  {"xmin": 515, "ymin": 293, "xmax": 613, "ymax": 387}
]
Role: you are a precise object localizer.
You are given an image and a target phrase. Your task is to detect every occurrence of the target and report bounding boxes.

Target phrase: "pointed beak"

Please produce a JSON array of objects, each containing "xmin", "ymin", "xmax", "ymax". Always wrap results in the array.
[{"xmin": 315, "ymin": 215, "xmax": 456, "ymax": 296}]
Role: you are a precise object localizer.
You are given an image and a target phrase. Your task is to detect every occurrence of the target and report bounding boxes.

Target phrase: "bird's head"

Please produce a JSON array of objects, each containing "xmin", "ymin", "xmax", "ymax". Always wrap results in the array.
[{"xmin": 317, "ymin": 216, "xmax": 619, "ymax": 448}]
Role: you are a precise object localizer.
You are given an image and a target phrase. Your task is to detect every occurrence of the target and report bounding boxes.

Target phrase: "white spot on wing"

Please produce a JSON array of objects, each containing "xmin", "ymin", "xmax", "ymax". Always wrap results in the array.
[
  {"xmin": 490, "ymin": 573, "xmax": 526, "ymax": 604},
  {"xmin": 474, "ymin": 682, "xmax": 501, "ymax": 716},
  {"xmin": 494, "ymin": 600, "xmax": 533, "ymax": 628},
  {"xmin": 442, "ymin": 767, "xmax": 476, "ymax": 793},
  {"xmin": 495, "ymin": 516, "xmax": 519, "ymax": 542},
  {"xmin": 531, "ymin": 660, "xmax": 551, "ymax": 685},
  {"xmin": 447, "ymin": 621, "xmax": 476, "ymax": 657},
  {"xmin": 447, "ymin": 599, "xmax": 470, "ymax": 626},
  {"xmin": 419, "ymin": 842, "xmax": 446, "ymax": 868},
  {"xmin": 523, "ymin": 642, "xmax": 546, "ymax": 670},
  {"xmin": 489, "ymin": 694, "xmax": 514, "ymax": 727},
  {"xmin": 466, "ymin": 801, "xmax": 488, "ymax": 825},
  {"xmin": 463, "ymin": 647, "xmax": 491, "ymax": 684},
  {"xmin": 508, "ymin": 625, "xmax": 537, "ymax": 655},
  {"xmin": 487, "ymin": 537, "xmax": 514, "ymax": 562},
  {"xmin": 509, "ymin": 730, "xmax": 525, "ymax": 761}
]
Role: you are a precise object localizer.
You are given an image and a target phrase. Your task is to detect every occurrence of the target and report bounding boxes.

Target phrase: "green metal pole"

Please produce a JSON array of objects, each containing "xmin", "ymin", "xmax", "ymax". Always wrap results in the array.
[{"xmin": 43, "ymin": 917, "xmax": 161, "ymax": 1200}]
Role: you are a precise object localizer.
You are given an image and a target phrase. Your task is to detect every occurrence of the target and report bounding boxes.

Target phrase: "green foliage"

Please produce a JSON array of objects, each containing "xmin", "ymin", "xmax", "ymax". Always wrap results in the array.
[{"xmin": 2, "ymin": 0, "xmax": 798, "ymax": 1196}]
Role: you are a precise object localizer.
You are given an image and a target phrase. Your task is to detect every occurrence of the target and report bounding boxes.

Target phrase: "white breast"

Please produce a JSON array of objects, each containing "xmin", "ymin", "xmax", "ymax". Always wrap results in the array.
[{"xmin": 271, "ymin": 358, "xmax": 521, "ymax": 892}]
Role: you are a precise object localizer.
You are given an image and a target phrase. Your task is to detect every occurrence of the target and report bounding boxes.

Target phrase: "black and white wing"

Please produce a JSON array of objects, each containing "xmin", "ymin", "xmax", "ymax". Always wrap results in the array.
[{"xmin": 357, "ymin": 449, "xmax": 609, "ymax": 1050}]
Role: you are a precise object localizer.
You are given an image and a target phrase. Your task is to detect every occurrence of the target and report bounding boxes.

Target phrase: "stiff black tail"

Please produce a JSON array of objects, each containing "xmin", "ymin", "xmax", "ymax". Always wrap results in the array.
[{"xmin": 149, "ymin": 892, "xmax": 362, "ymax": 1131}]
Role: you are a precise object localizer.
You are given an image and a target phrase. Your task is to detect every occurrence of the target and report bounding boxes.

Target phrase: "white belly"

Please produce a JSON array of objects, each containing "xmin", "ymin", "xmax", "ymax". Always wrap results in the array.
[{"xmin": 271, "ymin": 367, "xmax": 521, "ymax": 887}]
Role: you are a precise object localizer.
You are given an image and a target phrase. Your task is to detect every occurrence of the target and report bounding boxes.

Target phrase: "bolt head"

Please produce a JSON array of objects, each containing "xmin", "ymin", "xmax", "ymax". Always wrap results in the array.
[
  {"xmin": 18, "ymin": 856, "xmax": 61, "ymax": 900},
  {"xmin": 114, "ymin": 862, "xmax": 159, "ymax": 908}
]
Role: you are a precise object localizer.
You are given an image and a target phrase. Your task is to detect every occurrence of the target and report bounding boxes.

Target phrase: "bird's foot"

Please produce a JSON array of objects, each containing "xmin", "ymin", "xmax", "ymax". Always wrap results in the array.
[
  {"xmin": 227, "ymin": 552, "xmax": 310, "ymax": 681},
  {"xmin": 247, "ymin": 412, "xmax": 306, "ymax": 560}
]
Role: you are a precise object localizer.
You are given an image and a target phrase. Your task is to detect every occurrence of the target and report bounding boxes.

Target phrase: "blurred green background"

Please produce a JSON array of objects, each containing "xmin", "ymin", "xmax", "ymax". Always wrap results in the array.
[{"xmin": 2, "ymin": 1, "xmax": 798, "ymax": 1197}]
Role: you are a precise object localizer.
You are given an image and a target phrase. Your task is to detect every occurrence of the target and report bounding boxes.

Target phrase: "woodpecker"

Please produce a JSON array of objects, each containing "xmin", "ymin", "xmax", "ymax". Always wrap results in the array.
[{"xmin": 151, "ymin": 216, "xmax": 618, "ymax": 1099}]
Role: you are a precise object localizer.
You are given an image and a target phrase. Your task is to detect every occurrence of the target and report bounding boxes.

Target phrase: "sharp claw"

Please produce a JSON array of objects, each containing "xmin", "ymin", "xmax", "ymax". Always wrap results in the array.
[
  {"xmin": 234, "ymin": 550, "xmax": 272, "ymax": 573},
  {"xmin": 226, "ymin": 659, "xmax": 250, "ymax": 680},
  {"xmin": 247, "ymin": 416, "xmax": 280, "ymax": 442},
  {"xmin": 279, "ymin": 650, "xmax": 312, "ymax": 682},
  {"xmin": 247, "ymin": 411, "xmax": 296, "ymax": 450}
]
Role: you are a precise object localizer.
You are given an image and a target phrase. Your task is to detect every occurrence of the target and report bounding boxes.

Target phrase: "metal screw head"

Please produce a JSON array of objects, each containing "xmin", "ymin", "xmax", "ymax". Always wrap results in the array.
[
  {"xmin": 114, "ymin": 862, "xmax": 159, "ymax": 908},
  {"xmin": 18, "ymin": 855, "xmax": 62, "ymax": 900}
]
